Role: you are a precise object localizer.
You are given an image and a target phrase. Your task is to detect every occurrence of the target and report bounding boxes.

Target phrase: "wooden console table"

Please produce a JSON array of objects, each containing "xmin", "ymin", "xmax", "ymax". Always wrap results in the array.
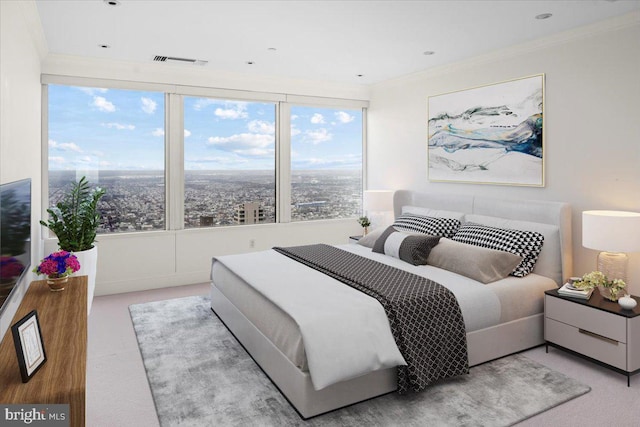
[{"xmin": 0, "ymin": 276, "xmax": 87, "ymax": 427}]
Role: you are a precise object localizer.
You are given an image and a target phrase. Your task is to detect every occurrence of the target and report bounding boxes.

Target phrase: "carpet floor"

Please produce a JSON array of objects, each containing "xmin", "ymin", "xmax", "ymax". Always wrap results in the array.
[{"xmin": 130, "ymin": 295, "xmax": 590, "ymax": 427}]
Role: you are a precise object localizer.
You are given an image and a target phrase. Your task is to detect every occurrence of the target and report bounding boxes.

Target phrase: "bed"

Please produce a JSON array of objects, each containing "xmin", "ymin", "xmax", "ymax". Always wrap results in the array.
[{"xmin": 210, "ymin": 190, "xmax": 572, "ymax": 418}]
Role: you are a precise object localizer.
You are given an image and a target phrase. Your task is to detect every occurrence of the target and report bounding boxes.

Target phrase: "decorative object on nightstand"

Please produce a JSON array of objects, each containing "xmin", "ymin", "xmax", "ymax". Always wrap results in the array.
[
  {"xmin": 545, "ymin": 288, "xmax": 640, "ymax": 386},
  {"xmin": 363, "ymin": 190, "xmax": 394, "ymax": 230},
  {"xmin": 619, "ymin": 295, "xmax": 638, "ymax": 311},
  {"xmin": 582, "ymin": 210, "xmax": 640, "ymax": 283},
  {"xmin": 357, "ymin": 216, "xmax": 371, "ymax": 235},
  {"xmin": 572, "ymin": 270, "xmax": 626, "ymax": 302}
]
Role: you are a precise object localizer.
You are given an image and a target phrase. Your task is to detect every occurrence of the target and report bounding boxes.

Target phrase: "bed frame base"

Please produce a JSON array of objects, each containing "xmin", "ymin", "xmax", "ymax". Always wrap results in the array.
[
  {"xmin": 210, "ymin": 284, "xmax": 397, "ymax": 419},
  {"xmin": 210, "ymin": 283, "xmax": 544, "ymax": 419}
]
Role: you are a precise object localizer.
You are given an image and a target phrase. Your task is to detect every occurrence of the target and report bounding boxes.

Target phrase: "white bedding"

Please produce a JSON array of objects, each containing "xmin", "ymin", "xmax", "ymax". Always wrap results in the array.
[
  {"xmin": 212, "ymin": 248, "xmax": 406, "ymax": 391},
  {"xmin": 211, "ymin": 243, "xmax": 538, "ymax": 391}
]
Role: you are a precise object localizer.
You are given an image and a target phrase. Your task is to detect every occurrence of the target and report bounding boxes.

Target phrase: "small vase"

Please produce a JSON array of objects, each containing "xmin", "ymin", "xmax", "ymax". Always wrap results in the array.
[
  {"xmin": 618, "ymin": 295, "xmax": 637, "ymax": 310},
  {"xmin": 46, "ymin": 276, "xmax": 68, "ymax": 292},
  {"xmin": 363, "ymin": 227, "xmax": 369, "ymax": 236},
  {"xmin": 598, "ymin": 285, "xmax": 622, "ymax": 302}
]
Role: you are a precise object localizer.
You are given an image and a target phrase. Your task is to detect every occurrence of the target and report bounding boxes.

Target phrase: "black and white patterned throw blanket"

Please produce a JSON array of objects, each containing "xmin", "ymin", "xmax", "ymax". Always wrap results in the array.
[{"xmin": 273, "ymin": 244, "xmax": 468, "ymax": 393}]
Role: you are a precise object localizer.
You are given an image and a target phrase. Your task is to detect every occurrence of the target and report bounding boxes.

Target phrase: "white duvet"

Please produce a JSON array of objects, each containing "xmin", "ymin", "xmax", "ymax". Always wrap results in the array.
[{"xmin": 212, "ymin": 244, "xmax": 502, "ymax": 390}]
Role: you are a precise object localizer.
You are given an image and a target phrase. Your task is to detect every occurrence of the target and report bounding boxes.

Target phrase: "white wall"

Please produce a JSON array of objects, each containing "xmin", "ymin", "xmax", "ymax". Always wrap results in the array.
[
  {"xmin": 368, "ymin": 13, "xmax": 640, "ymax": 293},
  {"xmin": 40, "ymin": 53, "xmax": 367, "ymax": 296},
  {"xmin": 0, "ymin": 1, "xmax": 46, "ymax": 336}
]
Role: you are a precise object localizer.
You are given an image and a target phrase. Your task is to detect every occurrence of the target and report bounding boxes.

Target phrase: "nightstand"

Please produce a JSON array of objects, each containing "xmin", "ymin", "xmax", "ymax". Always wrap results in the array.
[
  {"xmin": 349, "ymin": 235, "xmax": 362, "ymax": 244},
  {"xmin": 544, "ymin": 289, "xmax": 640, "ymax": 386}
]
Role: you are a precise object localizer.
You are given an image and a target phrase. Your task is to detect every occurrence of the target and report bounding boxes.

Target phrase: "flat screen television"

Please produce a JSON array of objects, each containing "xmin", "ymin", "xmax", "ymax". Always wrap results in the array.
[{"xmin": 0, "ymin": 178, "xmax": 31, "ymax": 313}]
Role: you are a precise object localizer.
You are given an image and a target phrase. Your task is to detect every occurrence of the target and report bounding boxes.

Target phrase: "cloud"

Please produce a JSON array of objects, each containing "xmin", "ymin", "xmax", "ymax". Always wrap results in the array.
[
  {"xmin": 49, "ymin": 156, "xmax": 66, "ymax": 165},
  {"xmin": 290, "ymin": 126, "xmax": 302, "ymax": 137},
  {"xmin": 335, "ymin": 111, "xmax": 355, "ymax": 123},
  {"xmin": 304, "ymin": 128, "xmax": 333, "ymax": 144},
  {"xmin": 291, "ymin": 114, "xmax": 299, "ymax": 121},
  {"xmin": 247, "ymin": 120, "xmax": 275, "ymax": 134},
  {"xmin": 49, "ymin": 139, "xmax": 83, "ymax": 152},
  {"xmin": 141, "ymin": 97, "xmax": 157, "ymax": 114},
  {"xmin": 152, "ymin": 128, "xmax": 165, "ymax": 137},
  {"xmin": 184, "ymin": 129, "xmax": 192, "ymax": 138},
  {"xmin": 207, "ymin": 133, "xmax": 274, "ymax": 157},
  {"xmin": 92, "ymin": 96, "xmax": 115, "ymax": 112},
  {"xmin": 78, "ymin": 87, "xmax": 108, "ymax": 96},
  {"xmin": 77, "ymin": 156, "xmax": 94, "ymax": 164},
  {"xmin": 293, "ymin": 153, "xmax": 362, "ymax": 170},
  {"xmin": 102, "ymin": 122, "xmax": 135, "ymax": 130},
  {"xmin": 214, "ymin": 102, "xmax": 248, "ymax": 120},
  {"xmin": 310, "ymin": 113, "xmax": 325, "ymax": 124},
  {"xmin": 192, "ymin": 98, "xmax": 218, "ymax": 111}
]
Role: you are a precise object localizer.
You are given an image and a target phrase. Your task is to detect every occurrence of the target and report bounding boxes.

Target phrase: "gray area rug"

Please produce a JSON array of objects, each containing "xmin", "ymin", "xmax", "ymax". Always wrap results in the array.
[{"xmin": 130, "ymin": 296, "xmax": 590, "ymax": 427}]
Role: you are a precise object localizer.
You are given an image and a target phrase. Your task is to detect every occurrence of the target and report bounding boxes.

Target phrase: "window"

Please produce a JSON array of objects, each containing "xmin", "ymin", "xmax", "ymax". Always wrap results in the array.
[
  {"xmin": 290, "ymin": 106, "xmax": 363, "ymax": 221},
  {"xmin": 183, "ymin": 98, "xmax": 277, "ymax": 228},
  {"xmin": 45, "ymin": 79, "xmax": 367, "ymax": 234},
  {"xmin": 47, "ymin": 85, "xmax": 165, "ymax": 233}
]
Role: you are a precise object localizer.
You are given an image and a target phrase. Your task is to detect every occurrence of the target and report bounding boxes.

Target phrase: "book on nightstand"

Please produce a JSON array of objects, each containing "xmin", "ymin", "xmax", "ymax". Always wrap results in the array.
[{"xmin": 557, "ymin": 282, "xmax": 593, "ymax": 300}]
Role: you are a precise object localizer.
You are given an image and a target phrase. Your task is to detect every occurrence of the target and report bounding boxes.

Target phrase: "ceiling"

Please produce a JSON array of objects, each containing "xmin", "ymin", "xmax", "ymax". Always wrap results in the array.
[{"xmin": 35, "ymin": 0, "xmax": 640, "ymax": 85}]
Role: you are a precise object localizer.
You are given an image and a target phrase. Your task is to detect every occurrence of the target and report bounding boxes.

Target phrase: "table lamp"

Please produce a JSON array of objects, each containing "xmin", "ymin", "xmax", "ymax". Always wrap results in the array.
[
  {"xmin": 363, "ymin": 190, "xmax": 394, "ymax": 229},
  {"xmin": 582, "ymin": 210, "xmax": 640, "ymax": 282}
]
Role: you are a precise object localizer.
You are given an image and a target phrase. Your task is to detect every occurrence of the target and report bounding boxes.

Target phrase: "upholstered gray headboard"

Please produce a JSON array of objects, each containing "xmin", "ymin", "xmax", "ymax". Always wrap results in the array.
[{"xmin": 393, "ymin": 190, "xmax": 572, "ymax": 285}]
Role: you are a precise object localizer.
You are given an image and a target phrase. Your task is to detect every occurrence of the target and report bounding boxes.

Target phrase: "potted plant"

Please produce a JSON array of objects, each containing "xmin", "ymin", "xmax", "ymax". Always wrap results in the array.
[
  {"xmin": 40, "ymin": 177, "xmax": 105, "ymax": 310},
  {"xmin": 358, "ymin": 216, "xmax": 371, "ymax": 235}
]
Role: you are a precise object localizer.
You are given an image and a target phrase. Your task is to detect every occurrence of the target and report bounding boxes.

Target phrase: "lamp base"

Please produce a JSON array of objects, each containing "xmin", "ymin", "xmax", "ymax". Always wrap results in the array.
[{"xmin": 597, "ymin": 251, "xmax": 628, "ymax": 282}]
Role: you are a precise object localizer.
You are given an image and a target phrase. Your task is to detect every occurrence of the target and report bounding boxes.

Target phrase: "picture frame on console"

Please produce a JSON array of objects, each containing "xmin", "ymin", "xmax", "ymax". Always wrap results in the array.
[
  {"xmin": 11, "ymin": 310, "xmax": 47, "ymax": 383},
  {"xmin": 427, "ymin": 74, "xmax": 545, "ymax": 187}
]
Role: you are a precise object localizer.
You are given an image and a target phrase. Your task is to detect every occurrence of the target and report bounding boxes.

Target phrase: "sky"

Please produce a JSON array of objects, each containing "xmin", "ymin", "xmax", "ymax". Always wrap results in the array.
[{"xmin": 48, "ymin": 85, "xmax": 363, "ymax": 171}]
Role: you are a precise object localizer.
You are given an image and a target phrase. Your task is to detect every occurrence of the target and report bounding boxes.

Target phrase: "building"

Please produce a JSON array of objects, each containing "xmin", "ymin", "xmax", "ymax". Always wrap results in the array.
[{"xmin": 233, "ymin": 202, "xmax": 265, "ymax": 225}]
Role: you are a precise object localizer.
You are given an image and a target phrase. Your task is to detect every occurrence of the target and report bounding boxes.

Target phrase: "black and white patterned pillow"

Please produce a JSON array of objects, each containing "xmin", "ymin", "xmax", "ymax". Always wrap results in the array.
[
  {"xmin": 451, "ymin": 223, "xmax": 544, "ymax": 277},
  {"xmin": 393, "ymin": 214, "xmax": 460, "ymax": 238},
  {"xmin": 372, "ymin": 226, "xmax": 441, "ymax": 266}
]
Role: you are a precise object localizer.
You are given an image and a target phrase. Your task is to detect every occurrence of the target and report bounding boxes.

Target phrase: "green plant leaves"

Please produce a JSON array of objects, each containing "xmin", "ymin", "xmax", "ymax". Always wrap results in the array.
[{"xmin": 40, "ymin": 176, "xmax": 106, "ymax": 252}]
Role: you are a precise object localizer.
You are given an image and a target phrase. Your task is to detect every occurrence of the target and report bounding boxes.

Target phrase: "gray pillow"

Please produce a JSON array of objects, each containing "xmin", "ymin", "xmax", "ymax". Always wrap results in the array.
[
  {"xmin": 357, "ymin": 226, "xmax": 387, "ymax": 248},
  {"xmin": 427, "ymin": 238, "xmax": 523, "ymax": 284},
  {"xmin": 372, "ymin": 226, "xmax": 441, "ymax": 266}
]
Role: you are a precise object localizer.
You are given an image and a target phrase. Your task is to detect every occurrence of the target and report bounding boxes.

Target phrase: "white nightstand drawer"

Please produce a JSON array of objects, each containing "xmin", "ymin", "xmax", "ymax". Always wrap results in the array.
[
  {"xmin": 545, "ymin": 295, "xmax": 627, "ymax": 343},
  {"xmin": 546, "ymin": 317, "xmax": 627, "ymax": 370}
]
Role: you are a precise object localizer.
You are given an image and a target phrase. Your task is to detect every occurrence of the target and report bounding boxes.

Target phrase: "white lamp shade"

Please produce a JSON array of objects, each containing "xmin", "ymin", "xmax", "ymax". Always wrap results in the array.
[
  {"xmin": 582, "ymin": 210, "xmax": 640, "ymax": 253},
  {"xmin": 363, "ymin": 190, "xmax": 394, "ymax": 212}
]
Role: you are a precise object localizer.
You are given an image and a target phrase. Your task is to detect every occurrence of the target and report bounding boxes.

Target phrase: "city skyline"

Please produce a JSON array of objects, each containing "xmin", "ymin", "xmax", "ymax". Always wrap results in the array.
[{"xmin": 49, "ymin": 169, "xmax": 362, "ymax": 233}]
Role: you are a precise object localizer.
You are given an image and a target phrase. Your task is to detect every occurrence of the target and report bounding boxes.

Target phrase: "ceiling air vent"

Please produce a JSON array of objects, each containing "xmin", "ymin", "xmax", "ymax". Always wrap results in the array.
[{"xmin": 153, "ymin": 55, "xmax": 208, "ymax": 66}]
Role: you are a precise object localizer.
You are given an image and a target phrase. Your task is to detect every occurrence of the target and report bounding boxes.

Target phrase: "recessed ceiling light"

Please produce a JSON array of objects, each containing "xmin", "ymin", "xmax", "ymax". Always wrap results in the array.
[
  {"xmin": 267, "ymin": 47, "xmax": 277, "ymax": 51},
  {"xmin": 535, "ymin": 13, "xmax": 552, "ymax": 20},
  {"xmin": 103, "ymin": 0, "xmax": 120, "ymax": 6},
  {"xmin": 99, "ymin": 44, "xmax": 111, "ymax": 49},
  {"xmin": 356, "ymin": 74, "xmax": 364, "ymax": 77},
  {"xmin": 246, "ymin": 61, "xmax": 254, "ymax": 65},
  {"xmin": 423, "ymin": 51, "xmax": 435, "ymax": 56}
]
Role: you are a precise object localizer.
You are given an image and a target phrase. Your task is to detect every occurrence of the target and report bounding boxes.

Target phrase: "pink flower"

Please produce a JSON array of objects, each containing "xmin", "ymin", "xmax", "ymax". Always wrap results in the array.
[{"xmin": 65, "ymin": 256, "xmax": 81, "ymax": 273}]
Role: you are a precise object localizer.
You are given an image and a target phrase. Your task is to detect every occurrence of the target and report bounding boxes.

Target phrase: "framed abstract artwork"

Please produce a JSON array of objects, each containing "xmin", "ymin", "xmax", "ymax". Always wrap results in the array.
[{"xmin": 427, "ymin": 74, "xmax": 544, "ymax": 186}]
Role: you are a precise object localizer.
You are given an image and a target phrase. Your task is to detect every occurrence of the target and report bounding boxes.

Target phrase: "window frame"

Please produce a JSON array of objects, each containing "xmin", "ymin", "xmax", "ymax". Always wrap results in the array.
[{"xmin": 41, "ymin": 74, "xmax": 368, "ymax": 234}]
